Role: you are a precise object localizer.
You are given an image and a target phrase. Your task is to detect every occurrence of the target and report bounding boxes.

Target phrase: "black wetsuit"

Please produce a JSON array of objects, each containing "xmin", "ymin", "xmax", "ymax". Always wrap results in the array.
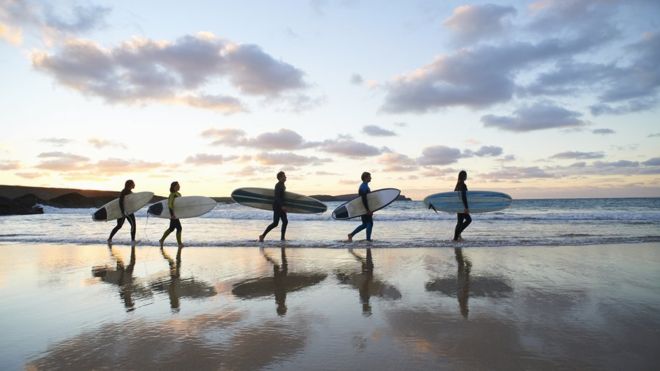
[
  {"xmin": 262, "ymin": 181, "xmax": 288, "ymax": 240},
  {"xmin": 453, "ymin": 182, "xmax": 471, "ymax": 241},
  {"xmin": 350, "ymin": 182, "xmax": 373, "ymax": 240},
  {"xmin": 109, "ymin": 188, "xmax": 136, "ymax": 241}
]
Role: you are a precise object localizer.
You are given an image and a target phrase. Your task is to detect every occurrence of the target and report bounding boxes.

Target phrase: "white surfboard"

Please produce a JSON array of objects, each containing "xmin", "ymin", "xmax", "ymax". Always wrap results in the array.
[
  {"xmin": 147, "ymin": 196, "xmax": 217, "ymax": 219},
  {"xmin": 231, "ymin": 187, "xmax": 327, "ymax": 214},
  {"xmin": 92, "ymin": 192, "xmax": 154, "ymax": 221},
  {"xmin": 423, "ymin": 191, "xmax": 512, "ymax": 213},
  {"xmin": 332, "ymin": 188, "xmax": 401, "ymax": 220}
]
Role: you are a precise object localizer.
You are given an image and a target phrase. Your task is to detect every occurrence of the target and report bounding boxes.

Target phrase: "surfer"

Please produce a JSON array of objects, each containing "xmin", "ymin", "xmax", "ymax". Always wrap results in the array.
[
  {"xmin": 453, "ymin": 170, "xmax": 471, "ymax": 242},
  {"xmin": 347, "ymin": 172, "xmax": 373, "ymax": 242},
  {"xmin": 259, "ymin": 171, "xmax": 288, "ymax": 242},
  {"xmin": 108, "ymin": 179, "xmax": 137, "ymax": 245},
  {"xmin": 159, "ymin": 181, "xmax": 184, "ymax": 248}
]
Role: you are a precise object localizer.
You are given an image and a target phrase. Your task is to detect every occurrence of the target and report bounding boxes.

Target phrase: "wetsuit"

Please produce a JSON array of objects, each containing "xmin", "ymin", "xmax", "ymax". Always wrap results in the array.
[
  {"xmin": 160, "ymin": 191, "xmax": 182, "ymax": 246},
  {"xmin": 453, "ymin": 182, "xmax": 471, "ymax": 241},
  {"xmin": 262, "ymin": 181, "xmax": 288, "ymax": 240},
  {"xmin": 109, "ymin": 187, "xmax": 136, "ymax": 241},
  {"xmin": 350, "ymin": 182, "xmax": 373, "ymax": 240}
]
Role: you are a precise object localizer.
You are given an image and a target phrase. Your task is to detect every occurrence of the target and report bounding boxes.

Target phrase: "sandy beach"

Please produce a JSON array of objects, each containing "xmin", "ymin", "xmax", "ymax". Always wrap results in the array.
[{"xmin": 0, "ymin": 242, "xmax": 658, "ymax": 370}]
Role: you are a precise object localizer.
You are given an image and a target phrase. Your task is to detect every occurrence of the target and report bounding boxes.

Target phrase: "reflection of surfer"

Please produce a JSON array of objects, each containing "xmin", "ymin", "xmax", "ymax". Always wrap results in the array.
[
  {"xmin": 455, "ymin": 247, "xmax": 471, "ymax": 318},
  {"xmin": 350, "ymin": 248, "xmax": 375, "ymax": 315},
  {"xmin": 347, "ymin": 172, "xmax": 373, "ymax": 242},
  {"xmin": 159, "ymin": 181, "xmax": 184, "ymax": 248},
  {"xmin": 453, "ymin": 170, "xmax": 471, "ymax": 242},
  {"xmin": 160, "ymin": 246, "xmax": 183, "ymax": 311},
  {"xmin": 259, "ymin": 171, "xmax": 288, "ymax": 242},
  {"xmin": 92, "ymin": 245, "xmax": 138, "ymax": 311},
  {"xmin": 263, "ymin": 247, "xmax": 289, "ymax": 315},
  {"xmin": 108, "ymin": 180, "xmax": 136, "ymax": 245}
]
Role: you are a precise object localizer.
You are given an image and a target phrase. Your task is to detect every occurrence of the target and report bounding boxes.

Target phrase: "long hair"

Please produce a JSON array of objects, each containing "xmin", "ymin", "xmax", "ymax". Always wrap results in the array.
[
  {"xmin": 454, "ymin": 170, "xmax": 467, "ymax": 191},
  {"xmin": 170, "ymin": 181, "xmax": 179, "ymax": 193}
]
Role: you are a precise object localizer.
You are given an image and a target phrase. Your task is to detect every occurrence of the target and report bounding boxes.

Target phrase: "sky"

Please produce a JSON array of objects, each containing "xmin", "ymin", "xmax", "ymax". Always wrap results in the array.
[{"xmin": 1, "ymin": 0, "xmax": 659, "ymax": 199}]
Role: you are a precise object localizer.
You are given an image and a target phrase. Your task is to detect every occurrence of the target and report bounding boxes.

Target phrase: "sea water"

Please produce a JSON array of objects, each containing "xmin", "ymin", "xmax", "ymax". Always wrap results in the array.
[{"xmin": 0, "ymin": 198, "xmax": 659, "ymax": 248}]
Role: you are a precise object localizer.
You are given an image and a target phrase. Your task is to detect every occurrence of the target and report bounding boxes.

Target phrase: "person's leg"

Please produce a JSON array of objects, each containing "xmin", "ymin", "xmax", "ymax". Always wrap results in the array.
[
  {"xmin": 174, "ymin": 219, "xmax": 183, "ymax": 247},
  {"xmin": 280, "ymin": 212, "xmax": 288, "ymax": 240},
  {"xmin": 453, "ymin": 214, "xmax": 465, "ymax": 241},
  {"xmin": 127, "ymin": 214, "xmax": 136, "ymax": 242},
  {"xmin": 260, "ymin": 210, "xmax": 281, "ymax": 241},
  {"xmin": 108, "ymin": 217, "xmax": 125, "ymax": 242},
  {"xmin": 349, "ymin": 215, "xmax": 369, "ymax": 241},
  {"xmin": 458, "ymin": 214, "xmax": 472, "ymax": 238},
  {"xmin": 364, "ymin": 215, "xmax": 373, "ymax": 241},
  {"xmin": 160, "ymin": 220, "xmax": 176, "ymax": 247}
]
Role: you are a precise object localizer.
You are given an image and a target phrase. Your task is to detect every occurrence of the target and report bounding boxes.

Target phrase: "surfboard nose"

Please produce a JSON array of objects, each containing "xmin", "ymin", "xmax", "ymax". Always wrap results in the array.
[{"xmin": 148, "ymin": 202, "xmax": 163, "ymax": 216}]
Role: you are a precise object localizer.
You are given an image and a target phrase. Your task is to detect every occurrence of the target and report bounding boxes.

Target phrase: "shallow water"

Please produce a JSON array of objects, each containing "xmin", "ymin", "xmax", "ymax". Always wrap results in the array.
[
  {"xmin": 1, "ymin": 198, "xmax": 659, "ymax": 248},
  {"xmin": 1, "ymin": 243, "xmax": 659, "ymax": 370}
]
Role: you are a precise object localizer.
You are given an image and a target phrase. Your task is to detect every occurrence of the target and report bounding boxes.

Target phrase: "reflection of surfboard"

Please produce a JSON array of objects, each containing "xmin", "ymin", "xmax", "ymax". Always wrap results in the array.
[
  {"xmin": 92, "ymin": 192, "xmax": 154, "ymax": 221},
  {"xmin": 331, "ymin": 188, "xmax": 401, "ymax": 220},
  {"xmin": 423, "ymin": 191, "xmax": 512, "ymax": 213},
  {"xmin": 147, "ymin": 196, "xmax": 216, "ymax": 219},
  {"xmin": 231, "ymin": 187, "xmax": 327, "ymax": 214}
]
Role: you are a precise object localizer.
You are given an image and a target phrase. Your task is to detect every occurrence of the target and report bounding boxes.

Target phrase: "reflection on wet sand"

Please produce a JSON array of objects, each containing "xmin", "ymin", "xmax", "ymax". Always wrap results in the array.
[
  {"xmin": 150, "ymin": 247, "xmax": 217, "ymax": 312},
  {"xmin": 232, "ymin": 248, "xmax": 327, "ymax": 315},
  {"xmin": 425, "ymin": 248, "xmax": 513, "ymax": 318},
  {"xmin": 336, "ymin": 248, "xmax": 402, "ymax": 316},
  {"xmin": 26, "ymin": 310, "xmax": 312, "ymax": 370},
  {"xmin": 91, "ymin": 245, "xmax": 152, "ymax": 311}
]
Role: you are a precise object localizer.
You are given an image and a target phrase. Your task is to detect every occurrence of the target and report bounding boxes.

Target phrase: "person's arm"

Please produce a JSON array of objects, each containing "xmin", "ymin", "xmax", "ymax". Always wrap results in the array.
[
  {"xmin": 168, "ymin": 193, "xmax": 176, "ymax": 218},
  {"xmin": 460, "ymin": 184, "xmax": 469, "ymax": 212},
  {"xmin": 360, "ymin": 185, "xmax": 370, "ymax": 212},
  {"xmin": 274, "ymin": 183, "xmax": 285, "ymax": 210},
  {"xmin": 119, "ymin": 190, "xmax": 127, "ymax": 216}
]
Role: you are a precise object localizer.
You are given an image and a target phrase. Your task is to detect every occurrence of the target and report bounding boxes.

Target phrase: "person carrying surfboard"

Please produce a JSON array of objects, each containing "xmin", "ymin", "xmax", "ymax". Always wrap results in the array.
[
  {"xmin": 259, "ymin": 171, "xmax": 288, "ymax": 242},
  {"xmin": 347, "ymin": 172, "xmax": 373, "ymax": 242},
  {"xmin": 159, "ymin": 181, "xmax": 184, "ymax": 248},
  {"xmin": 453, "ymin": 170, "xmax": 471, "ymax": 242},
  {"xmin": 108, "ymin": 179, "xmax": 137, "ymax": 245}
]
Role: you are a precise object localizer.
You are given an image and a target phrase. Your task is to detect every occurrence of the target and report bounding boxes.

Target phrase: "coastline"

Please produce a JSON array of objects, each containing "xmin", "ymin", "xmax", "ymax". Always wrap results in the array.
[{"xmin": 1, "ymin": 242, "xmax": 658, "ymax": 370}]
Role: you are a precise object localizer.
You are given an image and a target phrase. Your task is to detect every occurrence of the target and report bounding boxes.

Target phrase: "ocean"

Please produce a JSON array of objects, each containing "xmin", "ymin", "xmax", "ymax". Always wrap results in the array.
[{"xmin": 1, "ymin": 198, "xmax": 659, "ymax": 248}]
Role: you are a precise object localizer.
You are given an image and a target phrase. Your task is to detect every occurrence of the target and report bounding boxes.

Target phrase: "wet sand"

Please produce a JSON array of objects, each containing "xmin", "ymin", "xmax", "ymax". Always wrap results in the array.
[{"xmin": 1, "ymin": 242, "xmax": 659, "ymax": 370}]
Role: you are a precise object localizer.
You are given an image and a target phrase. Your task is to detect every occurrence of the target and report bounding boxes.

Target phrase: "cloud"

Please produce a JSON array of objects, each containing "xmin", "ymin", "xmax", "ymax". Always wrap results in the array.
[
  {"xmin": 318, "ymin": 137, "xmax": 383, "ymax": 158},
  {"xmin": 642, "ymin": 157, "xmax": 660, "ymax": 166},
  {"xmin": 186, "ymin": 154, "xmax": 238, "ymax": 165},
  {"xmin": 31, "ymin": 33, "xmax": 308, "ymax": 112},
  {"xmin": 377, "ymin": 152, "xmax": 418, "ymax": 172},
  {"xmin": 0, "ymin": 0, "xmax": 110, "ymax": 45},
  {"xmin": 649, "ymin": 133, "xmax": 660, "ymax": 138},
  {"xmin": 88, "ymin": 138, "xmax": 126, "ymax": 149},
  {"xmin": 93, "ymin": 158, "xmax": 163, "ymax": 175},
  {"xmin": 204, "ymin": 128, "xmax": 315, "ymax": 150},
  {"xmin": 16, "ymin": 172, "xmax": 42, "ymax": 179},
  {"xmin": 36, "ymin": 151, "xmax": 89, "ymax": 171},
  {"xmin": 443, "ymin": 4, "xmax": 516, "ymax": 45},
  {"xmin": 550, "ymin": 151, "xmax": 604, "ymax": 160},
  {"xmin": 40, "ymin": 137, "xmax": 74, "ymax": 146},
  {"xmin": 0, "ymin": 160, "xmax": 20, "ymax": 170},
  {"xmin": 417, "ymin": 145, "xmax": 462, "ymax": 165},
  {"xmin": 362, "ymin": 125, "xmax": 396, "ymax": 137},
  {"xmin": 350, "ymin": 74, "xmax": 363, "ymax": 85},
  {"xmin": 464, "ymin": 145, "xmax": 503, "ymax": 157},
  {"xmin": 254, "ymin": 152, "xmax": 331, "ymax": 166},
  {"xmin": 481, "ymin": 102, "xmax": 586, "ymax": 132},
  {"xmin": 592, "ymin": 128, "xmax": 615, "ymax": 135},
  {"xmin": 481, "ymin": 166, "xmax": 553, "ymax": 180}
]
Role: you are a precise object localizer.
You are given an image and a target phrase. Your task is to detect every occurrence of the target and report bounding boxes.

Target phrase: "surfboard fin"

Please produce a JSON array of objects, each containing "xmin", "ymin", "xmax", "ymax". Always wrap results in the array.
[{"xmin": 429, "ymin": 204, "xmax": 438, "ymax": 213}]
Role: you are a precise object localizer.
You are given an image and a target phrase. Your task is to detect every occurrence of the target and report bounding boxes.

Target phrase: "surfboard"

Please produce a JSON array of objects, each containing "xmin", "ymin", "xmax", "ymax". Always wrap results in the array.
[
  {"xmin": 92, "ymin": 192, "xmax": 154, "ymax": 221},
  {"xmin": 147, "ymin": 196, "xmax": 217, "ymax": 219},
  {"xmin": 231, "ymin": 187, "xmax": 327, "ymax": 214},
  {"xmin": 331, "ymin": 188, "xmax": 401, "ymax": 220},
  {"xmin": 423, "ymin": 191, "xmax": 512, "ymax": 213}
]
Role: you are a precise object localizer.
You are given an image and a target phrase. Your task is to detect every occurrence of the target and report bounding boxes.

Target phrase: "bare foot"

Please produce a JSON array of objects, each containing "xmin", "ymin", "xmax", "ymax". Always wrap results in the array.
[
  {"xmin": 258, "ymin": 235, "xmax": 264, "ymax": 242},
  {"xmin": 347, "ymin": 234, "xmax": 353, "ymax": 242}
]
